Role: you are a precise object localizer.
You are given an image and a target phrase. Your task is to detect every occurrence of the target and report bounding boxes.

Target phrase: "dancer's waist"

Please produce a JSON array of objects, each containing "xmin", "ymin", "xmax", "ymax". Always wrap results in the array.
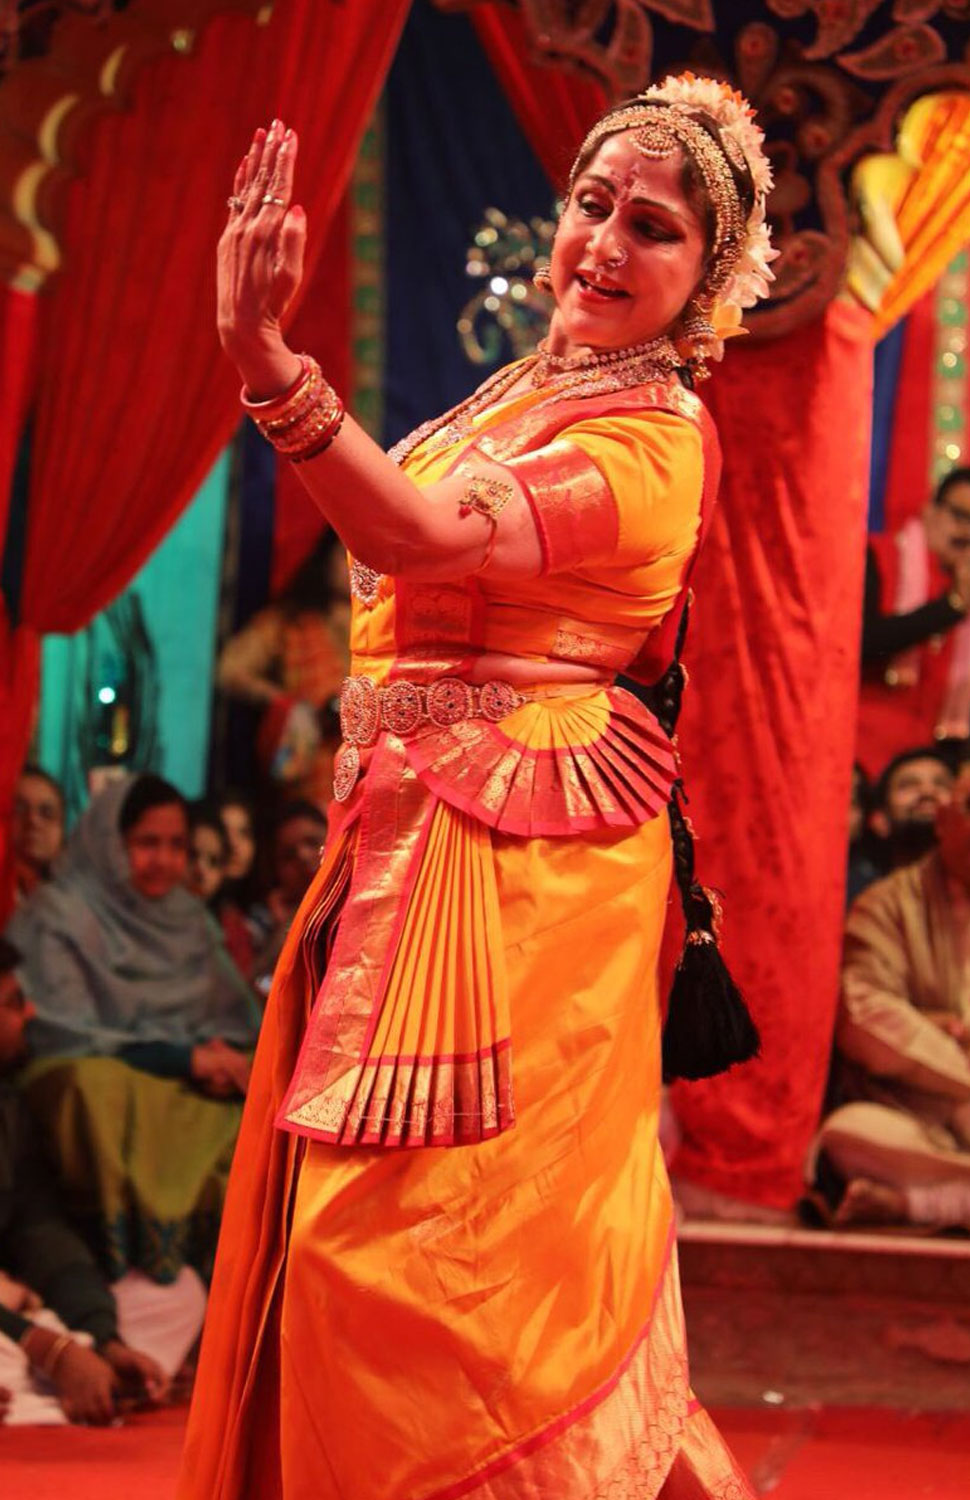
[{"xmin": 338, "ymin": 672, "xmax": 609, "ymax": 749}]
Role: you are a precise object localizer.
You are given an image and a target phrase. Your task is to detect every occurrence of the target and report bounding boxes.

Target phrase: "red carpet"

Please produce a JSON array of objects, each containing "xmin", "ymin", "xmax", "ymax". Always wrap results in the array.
[{"xmin": 3, "ymin": 1405, "xmax": 969, "ymax": 1497}]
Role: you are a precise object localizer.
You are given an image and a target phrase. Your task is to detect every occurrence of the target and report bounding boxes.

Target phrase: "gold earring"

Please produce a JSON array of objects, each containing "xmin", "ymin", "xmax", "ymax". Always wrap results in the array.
[
  {"xmin": 533, "ymin": 265, "xmax": 553, "ymax": 291},
  {"xmin": 682, "ymin": 300, "xmax": 716, "ymax": 346}
]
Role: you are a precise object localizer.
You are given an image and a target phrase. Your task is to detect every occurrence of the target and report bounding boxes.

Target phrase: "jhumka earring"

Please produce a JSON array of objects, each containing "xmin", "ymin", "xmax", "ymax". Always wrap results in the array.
[
  {"xmin": 681, "ymin": 299, "xmax": 716, "ymax": 347},
  {"xmin": 533, "ymin": 264, "xmax": 553, "ymax": 291}
]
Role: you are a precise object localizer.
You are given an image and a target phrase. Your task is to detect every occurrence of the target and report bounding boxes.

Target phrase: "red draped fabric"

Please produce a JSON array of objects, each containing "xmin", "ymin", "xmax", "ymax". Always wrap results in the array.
[
  {"xmin": 471, "ymin": 5, "xmax": 606, "ymax": 187},
  {"xmin": 0, "ymin": 285, "xmax": 40, "ymax": 907},
  {"xmin": 0, "ymin": 286, "xmax": 37, "ymax": 549},
  {"xmin": 670, "ymin": 304, "xmax": 874, "ymax": 1209},
  {"xmin": 881, "ymin": 289, "xmax": 936, "ymax": 536},
  {"xmin": 0, "ymin": 0, "xmax": 410, "ymax": 919}
]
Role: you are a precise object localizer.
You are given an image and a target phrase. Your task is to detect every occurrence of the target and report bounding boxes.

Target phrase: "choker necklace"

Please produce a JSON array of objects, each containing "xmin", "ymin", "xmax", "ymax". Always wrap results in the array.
[{"xmin": 531, "ymin": 334, "xmax": 680, "ymax": 388}]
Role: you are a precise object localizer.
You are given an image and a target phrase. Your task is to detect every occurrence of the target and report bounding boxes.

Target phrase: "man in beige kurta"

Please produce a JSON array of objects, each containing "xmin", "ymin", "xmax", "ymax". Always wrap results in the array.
[{"xmin": 813, "ymin": 766, "xmax": 970, "ymax": 1227}]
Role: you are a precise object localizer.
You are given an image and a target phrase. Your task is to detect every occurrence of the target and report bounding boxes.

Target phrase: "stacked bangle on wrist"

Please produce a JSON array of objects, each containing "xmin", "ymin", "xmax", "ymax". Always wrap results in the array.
[{"xmin": 241, "ymin": 354, "xmax": 346, "ymax": 464}]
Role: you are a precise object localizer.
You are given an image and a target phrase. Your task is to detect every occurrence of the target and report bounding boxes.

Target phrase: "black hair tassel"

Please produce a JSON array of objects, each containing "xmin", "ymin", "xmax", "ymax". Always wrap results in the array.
[
  {"xmin": 661, "ymin": 784, "xmax": 760, "ymax": 1082},
  {"xmin": 638, "ymin": 615, "xmax": 760, "ymax": 1083}
]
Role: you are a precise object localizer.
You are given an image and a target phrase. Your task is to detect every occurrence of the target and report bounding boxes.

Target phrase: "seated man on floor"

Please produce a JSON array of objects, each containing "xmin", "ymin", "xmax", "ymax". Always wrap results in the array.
[
  {"xmin": 812, "ymin": 765, "xmax": 970, "ymax": 1229},
  {"xmin": 0, "ymin": 938, "xmax": 180, "ymax": 1425}
]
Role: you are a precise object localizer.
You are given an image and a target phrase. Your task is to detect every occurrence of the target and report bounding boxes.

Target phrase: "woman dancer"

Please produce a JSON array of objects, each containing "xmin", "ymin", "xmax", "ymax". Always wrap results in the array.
[{"xmin": 179, "ymin": 74, "xmax": 774, "ymax": 1499}]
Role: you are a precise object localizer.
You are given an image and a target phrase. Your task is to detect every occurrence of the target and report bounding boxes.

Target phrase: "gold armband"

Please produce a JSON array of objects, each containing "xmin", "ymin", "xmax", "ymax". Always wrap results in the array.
[{"xmin": 458, "ymin": 475, "xmax": 514, "ymax": 573}]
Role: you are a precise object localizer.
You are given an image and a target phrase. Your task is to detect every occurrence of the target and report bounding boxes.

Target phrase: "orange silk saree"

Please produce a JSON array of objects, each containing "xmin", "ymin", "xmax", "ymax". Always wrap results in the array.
[{"xmin": 177, "ymin": 375, "xmax": 751, "ymax": 1499}]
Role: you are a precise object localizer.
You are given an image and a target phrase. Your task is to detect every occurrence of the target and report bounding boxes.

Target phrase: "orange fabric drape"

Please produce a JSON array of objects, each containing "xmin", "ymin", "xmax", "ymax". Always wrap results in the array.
[
  {"xmin": 0, "ymin": 0, "xmax": 410, "ymax": 921},
  {"xmin": 471, "ymin": 4, "xmax": 606, "ymax": 188},
  {"xmin": 670, "ymin": 303, "xmax": 874, "ymax": 1210}
]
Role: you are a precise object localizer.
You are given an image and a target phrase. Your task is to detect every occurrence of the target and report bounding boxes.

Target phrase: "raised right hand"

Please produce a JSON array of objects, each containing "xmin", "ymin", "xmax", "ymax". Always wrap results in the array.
[{"xmin": 217, "ymin": 120, "xmax": 306, "ymax": 393}]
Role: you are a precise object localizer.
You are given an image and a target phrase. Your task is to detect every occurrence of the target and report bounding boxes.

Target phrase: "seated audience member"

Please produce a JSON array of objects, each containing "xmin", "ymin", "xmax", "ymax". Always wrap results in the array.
[
  {"xmin": 217, "ymin": 530, "xmax": 349, "ymax": 809},
  {"xmin": 847, "ymin": 762, "xmax": 881, "ymax": 906},
  {"xmin": 0, "ymin": 937, "xmax": 189, "ymax": 1426},
  {"xmin": 810, "ymin": 764, "xmax": 970, "ymax": 1229},
  {"xmin": 12, "ymin": 764, "xmax": 65, "ymax": 904},
  {"xmin": 216, "ymin": 790, "xmax": 260, "ymax": 908},
  {"xmin": 858, "ymin": 467, "xmax": 970, "ymax": 774},
  {"xmin": 868, "ymin": 747, "xmax": 954, "ymax": 874},
  {"xmin": 6, "ymin": 774, "xmax": 260, "ymax": 1285},
  {"xmin": 187, "ymin": 801, "xmax": 254, "ymax": 981},
  {"xmin": 250, "ymin": 799, "xmax": 327, "ymax": 994}
]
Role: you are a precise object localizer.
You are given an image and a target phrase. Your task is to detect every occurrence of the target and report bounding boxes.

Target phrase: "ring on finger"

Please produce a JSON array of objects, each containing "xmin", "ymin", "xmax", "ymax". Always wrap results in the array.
[
  {"xmin": 262, "ymin": 194, "xmax": 286, "ymax": 206},
  {"xmin": 227, "ymin": 195, "xmax": 245, "ymax": 214}
]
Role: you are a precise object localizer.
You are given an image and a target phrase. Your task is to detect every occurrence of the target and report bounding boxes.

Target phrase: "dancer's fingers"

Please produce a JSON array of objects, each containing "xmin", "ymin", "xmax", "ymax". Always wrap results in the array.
[
  {"xmin": 242, "ymin": 126, "xmax": 268, "ymax": 206},
  {"xmin": 273, "ymin": 128, "xmax": 298, "ymax": 207},
  {"xmin": 275, "ymin": 205, "xmax": 307, "ymax": 317}
]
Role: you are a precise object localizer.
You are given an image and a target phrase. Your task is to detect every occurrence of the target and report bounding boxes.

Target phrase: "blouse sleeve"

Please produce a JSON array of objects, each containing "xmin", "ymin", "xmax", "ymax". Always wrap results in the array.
[{"xmin": 495, "ymin": 408, "xmax": 704, "ymax": 575}]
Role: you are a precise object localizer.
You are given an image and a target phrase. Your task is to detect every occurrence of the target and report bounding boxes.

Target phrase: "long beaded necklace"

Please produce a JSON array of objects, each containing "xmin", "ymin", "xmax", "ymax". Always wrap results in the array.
[{"xmin": 349, "ymin": 335, "xmax": 683, "ymax": 605}]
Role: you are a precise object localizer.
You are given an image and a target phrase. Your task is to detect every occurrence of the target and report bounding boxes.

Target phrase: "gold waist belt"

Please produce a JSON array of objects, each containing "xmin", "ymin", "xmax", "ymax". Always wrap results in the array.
[{"xmin": 333, "ymin": 674, "xmax": 529, "ymax": 802}]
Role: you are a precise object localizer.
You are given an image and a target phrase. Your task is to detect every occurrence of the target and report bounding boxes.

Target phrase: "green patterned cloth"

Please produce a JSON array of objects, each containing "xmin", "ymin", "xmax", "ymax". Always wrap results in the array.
[{"xmin": 22, "ymin": 1056, "xmax": 243, "ymax": 1284}]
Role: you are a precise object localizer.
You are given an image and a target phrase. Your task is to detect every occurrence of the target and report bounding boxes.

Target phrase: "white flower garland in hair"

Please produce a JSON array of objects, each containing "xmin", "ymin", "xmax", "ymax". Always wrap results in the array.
[{"xmin": 644, "ymin": 72, "xmax": 778, "ymax": 344}]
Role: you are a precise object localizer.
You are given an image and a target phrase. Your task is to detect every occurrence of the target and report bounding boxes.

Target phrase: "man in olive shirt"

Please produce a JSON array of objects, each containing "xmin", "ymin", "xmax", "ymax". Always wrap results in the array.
[{"xmin": 0, "ymin": 937, "xmax": 168, "ymax": 1423}]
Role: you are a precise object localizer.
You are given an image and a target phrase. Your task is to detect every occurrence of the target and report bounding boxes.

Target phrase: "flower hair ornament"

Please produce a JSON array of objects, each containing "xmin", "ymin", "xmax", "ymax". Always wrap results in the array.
[{"xmin": 568, "ymin": 72, "xmax": 778, "ymax": 378}]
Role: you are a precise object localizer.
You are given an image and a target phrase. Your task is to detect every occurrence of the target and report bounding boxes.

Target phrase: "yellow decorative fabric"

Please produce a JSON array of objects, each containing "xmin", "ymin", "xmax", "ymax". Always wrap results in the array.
[{"xmin": 849, "ymin": 91, "xmax": 970, "ymax": 337}]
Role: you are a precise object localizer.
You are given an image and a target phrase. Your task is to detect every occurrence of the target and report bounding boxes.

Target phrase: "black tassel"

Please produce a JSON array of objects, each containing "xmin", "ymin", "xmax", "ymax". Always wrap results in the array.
[
  {"xmin": 638, "ymin": 602, "xmax": 760, "ymax": 1084},
  {"xmin": 661, "ymin": 788, "xmax": 760, "ymax": 1082}
]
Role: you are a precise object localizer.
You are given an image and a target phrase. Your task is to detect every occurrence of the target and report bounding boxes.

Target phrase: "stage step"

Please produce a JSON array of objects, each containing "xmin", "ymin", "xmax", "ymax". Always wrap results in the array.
[{"xmin": 678, "ymin": 1220, "xmax": 970, "ymax": 1411}]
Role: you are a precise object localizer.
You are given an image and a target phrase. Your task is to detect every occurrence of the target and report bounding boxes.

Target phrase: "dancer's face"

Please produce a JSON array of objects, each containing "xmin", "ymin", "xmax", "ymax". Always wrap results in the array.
[{"xmin": 550, "ymin": 132, "xmax": 708, "ymax": 356}]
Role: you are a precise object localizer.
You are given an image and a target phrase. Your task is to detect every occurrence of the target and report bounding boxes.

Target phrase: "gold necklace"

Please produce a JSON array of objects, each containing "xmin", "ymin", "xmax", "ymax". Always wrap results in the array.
[{"xmin": 531, "ymin": 334, "xmax": 680, "ymax": 389}]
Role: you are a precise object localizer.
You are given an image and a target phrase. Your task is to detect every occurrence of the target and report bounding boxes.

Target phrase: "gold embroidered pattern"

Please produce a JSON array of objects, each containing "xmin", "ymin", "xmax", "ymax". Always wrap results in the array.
[
  {"xmin": 350, "ymin": 559, "xmax": 383, "ymax": 605},
  {"xmin": 507, "ymin": 440, "xmax": 618, "ymax": 574},
  {"xmin": 553, "ymin": 627, "xmax": 633, "ymax": 671}
]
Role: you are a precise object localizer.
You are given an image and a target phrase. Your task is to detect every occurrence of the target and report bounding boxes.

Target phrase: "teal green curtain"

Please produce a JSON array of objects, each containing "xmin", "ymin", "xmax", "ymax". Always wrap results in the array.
[{"xmin": 38, "ymin": 453, "xmax": 229, "ymax": 823}]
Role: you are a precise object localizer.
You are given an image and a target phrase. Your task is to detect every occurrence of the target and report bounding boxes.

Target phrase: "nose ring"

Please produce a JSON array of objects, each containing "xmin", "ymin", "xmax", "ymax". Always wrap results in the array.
[{"xmin": 602, "ymin": 246, "xmax": 629, "ymax": 269}]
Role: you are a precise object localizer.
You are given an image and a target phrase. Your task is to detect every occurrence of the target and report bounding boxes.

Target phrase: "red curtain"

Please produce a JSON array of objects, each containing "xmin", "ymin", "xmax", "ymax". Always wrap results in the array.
[
  {"xmin": 22, "ymin": 0, "xmax": 408, "ymax": 630},
  {"xmin": 471, "ymin": 5, "xmax": 606, "ymax": 188},
  {"xmin": 0, "ymin": 285, "xmax": 39, "ymax": 907},
  {"xmin": 0, "ymin": 286, "xmax": 37, "ymax": 549},
  {"xmin": 0, "ymin": 0, "xmax": 410, "ymax": 917},
  {"xmin": 670, "ymin": 303, "xmax": 874, "ymax": 1210},
  {"xmin": 881, "ymin": 289, "xmax": 936, "ymax": 536}
]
